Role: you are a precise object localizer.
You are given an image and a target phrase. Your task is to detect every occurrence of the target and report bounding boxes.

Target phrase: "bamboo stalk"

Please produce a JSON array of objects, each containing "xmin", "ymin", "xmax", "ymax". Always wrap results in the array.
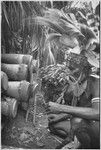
[
  {"xmin": 1, "ymin": 63, "xmax": 28, "ymax": 81},
  {"xmin": 1, "ymin": 71, "xmax": 8, "ymax": 91},
  {"xmin": 6, "ymin": 81, "xmax": 31, "ymax": 102},
  {"xmin": 1, "ymin": 97, "xmax": 18, "ymax": 118}
]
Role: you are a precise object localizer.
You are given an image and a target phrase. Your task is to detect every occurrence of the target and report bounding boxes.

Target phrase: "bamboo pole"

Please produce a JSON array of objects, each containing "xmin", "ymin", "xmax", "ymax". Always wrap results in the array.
[
  {"xmin": 6, "ymin": 81, "xmax": 31, "ymax": 102},
  {"xmin": 1, "ymin": 71, "xmax": 8, "ymax": 91},
  {"xmin": 1, "ymin": 63, "xmax": 28, "ymax": 81},
  {"xmin": 1, "ymin": 97, "xmax": 18, "ymax": 118}
]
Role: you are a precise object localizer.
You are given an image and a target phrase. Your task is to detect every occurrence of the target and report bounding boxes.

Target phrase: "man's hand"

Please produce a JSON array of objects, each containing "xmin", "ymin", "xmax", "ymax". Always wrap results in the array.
[
  {"xmin": 48, "ymin": 113, "xmax": 70, "ymax": 124},
  {"xmin": 46, "ymin": 102, "xmax": 63, "ymax": 114},
  {"xmin": 48, "ymin": 114, "xmax": 62, "ymax": 124}
]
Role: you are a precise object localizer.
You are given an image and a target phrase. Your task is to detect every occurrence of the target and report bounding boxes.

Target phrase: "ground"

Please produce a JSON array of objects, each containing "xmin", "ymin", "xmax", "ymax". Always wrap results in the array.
[{"xmin": 1, "ymin": 95, "xmax": 64, "ymax": 149}]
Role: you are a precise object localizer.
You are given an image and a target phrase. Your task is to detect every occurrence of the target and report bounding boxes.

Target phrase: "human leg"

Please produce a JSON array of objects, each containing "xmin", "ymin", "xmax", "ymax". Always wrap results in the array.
[
  {"xmin": 49, "ymin": 120, "xmax": 71, "ymax": 138},
  {"xmin": 71, "ymin": 117, "xmax": 100, "ymax": 149}
]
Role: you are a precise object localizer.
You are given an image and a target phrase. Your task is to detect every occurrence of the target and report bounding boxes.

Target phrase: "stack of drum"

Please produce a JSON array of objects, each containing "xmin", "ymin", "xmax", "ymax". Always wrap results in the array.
[{"xmin": 1, "ymin": 54, "xmax": 38, "ymax": 129}]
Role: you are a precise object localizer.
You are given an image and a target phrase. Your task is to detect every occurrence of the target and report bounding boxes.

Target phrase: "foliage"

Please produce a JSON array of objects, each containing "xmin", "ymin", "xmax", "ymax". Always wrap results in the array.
[
  {"xmin": 36, "ymin": 1, "xmax": 99, "ymax": 106},
  {"xmin": 1, "ymin": 1, "xmax": 100, "ymax": 106},
  {"xmin": 1, "ymin": 1, "xmax": 44, "ymax": 54},
  {"xmin": 35, "ymin": 4, "xmax": 99, "ymax": 68},
  {"xmin": 40, "ymin": 54, "xmax": 89, "ymax": 104}
]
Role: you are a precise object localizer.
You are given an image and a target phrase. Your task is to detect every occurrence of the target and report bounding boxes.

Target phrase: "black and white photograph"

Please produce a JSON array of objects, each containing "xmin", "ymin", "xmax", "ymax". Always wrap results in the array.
[{"xmin": 1, "ymin": 0, "xmax": 100, "ymax": 149}]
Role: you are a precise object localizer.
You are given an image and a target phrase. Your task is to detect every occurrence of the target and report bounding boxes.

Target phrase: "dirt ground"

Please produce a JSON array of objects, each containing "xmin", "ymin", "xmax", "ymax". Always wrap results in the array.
[{"xmin": 1, "ymin": 96, "xmax": 63, "ymax": 149}]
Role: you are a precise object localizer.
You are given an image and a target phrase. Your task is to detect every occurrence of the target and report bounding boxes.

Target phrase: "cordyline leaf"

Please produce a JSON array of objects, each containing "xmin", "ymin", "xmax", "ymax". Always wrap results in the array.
[{"xmin": 86, "ymin": 50, "xmax": 99, "ymax": 68}]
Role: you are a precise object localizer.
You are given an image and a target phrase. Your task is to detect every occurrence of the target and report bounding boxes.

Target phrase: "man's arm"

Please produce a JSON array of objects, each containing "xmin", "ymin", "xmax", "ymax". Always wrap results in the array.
[
  {"xmin": 48, "ymin": 102, "xmax": 99, "ymax": 121},
  {"xmin": 48, "ymin": 77, "xmax": 100, "ymax": 121}
]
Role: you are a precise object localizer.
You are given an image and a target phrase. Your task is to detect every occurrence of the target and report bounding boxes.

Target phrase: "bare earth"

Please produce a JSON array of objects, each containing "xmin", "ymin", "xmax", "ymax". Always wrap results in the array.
[{"xmin": 1, "ymin": 96, "xmax": 63, "ymax": 149}]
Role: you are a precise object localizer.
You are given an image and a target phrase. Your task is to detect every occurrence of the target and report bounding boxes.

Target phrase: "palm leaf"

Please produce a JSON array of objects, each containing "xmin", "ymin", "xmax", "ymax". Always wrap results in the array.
[
  {"xmin": 45, "ymin": 33, "xmax": 62, "ymax": 43},
  {"xmin": 35, "ymin": 16, "xmax": 66, "ymax": 34},
  {"xmin": 45, "ymin": 8, "xmax": 83, "ymax": 36},
  {"xmin": 46, "ymin": 42, "xmax": 56, "ymax": 66},
  {"xmin": 68, "ymin": 45, "xmax": 81, "ymax": 54},
  {"xmin": 68, "ymin": 13, "xmax": 77, "ymax": 23},
  {"xmin": 80, "ymin": 24, "xmax": 97, "ymax": 40},
  {"xmin": 77, "ymin": 11, "xmax": 86, "ymax": 20},
  {"xmin": 44, "ymin": 8, "xmax": 62, "ymax": 20},
  {"xmin": 60, "ymin": 19, "xmax": 83, "ymax": 36},
  {"xmin": 2, "ymin": 2, "xmax": 10, "ymax": 28},
  {"xmin": 61, "ymin": 9, "xmax": 75, "ymax": 25},
  {"xmin": 59, "ymin": 35, "xmax": 79, "ymax": 48}
]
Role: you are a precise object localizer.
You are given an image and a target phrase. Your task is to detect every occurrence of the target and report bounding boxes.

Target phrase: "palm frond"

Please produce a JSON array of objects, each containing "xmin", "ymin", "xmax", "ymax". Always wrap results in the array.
[
  {"xmin": 45, "ymin": 33, "xmax": 62, "ymax": 43},
  {"xmin": 35, "ymin": 16, "xmax": 66, "ymax": 34},
  {"xmin": 35, "ymin": 8, "xmax": 84, "ymax": 38},
  {"xmin": 59, "ymin": 35, "xmax": 79, "ymax": 48},
  {"xmin": 2, "ymin": 2, "xmax": 10, "ymax": 28},
  {"xmin": 80, "ymin": 24, "xmax": 97, "ymax": 47},
  {"xmin": 44, "ymin": 42, "xmax": 56, "ymax": 66}
]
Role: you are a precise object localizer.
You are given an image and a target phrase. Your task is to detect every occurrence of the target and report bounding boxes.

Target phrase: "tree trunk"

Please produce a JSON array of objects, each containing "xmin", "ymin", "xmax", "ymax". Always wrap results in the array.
[
  {"xmin": 1, "ymin": 97, "xmax": 18, "ymax": 118},
  {"xmin": 1, "ymin": 71, "xmax": 8, "ymax": 92},
  {"xmin": 5, "ymin": 81, "xmax": 31, "ymax": 102},
  {"xmin": 1, "ymin": 63, "xmax": 28, "ymax": 81}
]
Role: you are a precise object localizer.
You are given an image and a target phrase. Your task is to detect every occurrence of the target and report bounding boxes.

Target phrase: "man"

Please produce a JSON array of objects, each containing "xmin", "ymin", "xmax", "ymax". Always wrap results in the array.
[{"xmin": 47, "ymin": 73, "xmax": 100, "ymax": 149}]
